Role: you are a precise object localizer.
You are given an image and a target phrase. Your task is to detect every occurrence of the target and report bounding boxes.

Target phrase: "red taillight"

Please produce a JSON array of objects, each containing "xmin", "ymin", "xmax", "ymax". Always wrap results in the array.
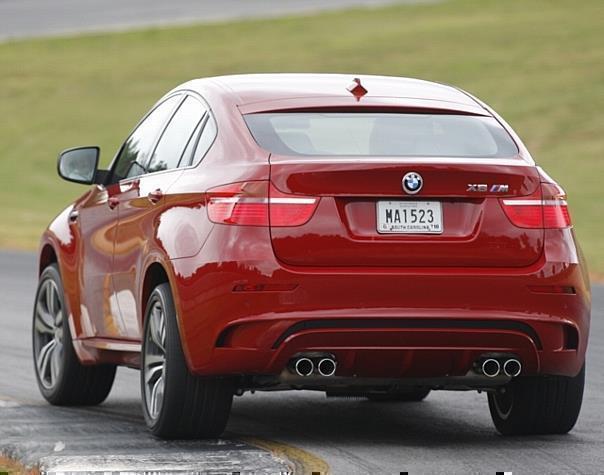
[
  {"xmin": 542, "ymin": 182, "xmax": 571, "ymax": 228},
  {"xmin": 500, "ymin": 182, "xmax": 571, "ymax": 229},
  {"xmin": 268, "ymin": 183, "xmax": 320, "ymax": 226},
  {"xmin": 501, "ymin": 199, "xmax": 544, "ymax": 228},
  {"xmin": 207, "ymin": 181, "xmax": 319, "ymax": 227}
]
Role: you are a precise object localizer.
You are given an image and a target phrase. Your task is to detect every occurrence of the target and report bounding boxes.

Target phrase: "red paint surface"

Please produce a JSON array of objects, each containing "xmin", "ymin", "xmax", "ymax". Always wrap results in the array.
[{"xmin": 39, "ymin": 74, "xmax": 590, "ymax": 380}]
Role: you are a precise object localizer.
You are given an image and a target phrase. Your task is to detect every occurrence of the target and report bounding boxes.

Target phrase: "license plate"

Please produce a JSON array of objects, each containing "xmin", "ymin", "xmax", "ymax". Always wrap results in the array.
[{"xmin": 376, "ymin": 201, "xmax": 443, "ymax": 234}]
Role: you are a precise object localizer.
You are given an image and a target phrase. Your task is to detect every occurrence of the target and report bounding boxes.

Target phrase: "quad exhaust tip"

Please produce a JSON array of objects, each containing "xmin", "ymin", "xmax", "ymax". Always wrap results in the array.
[
  {"xmin": 317, "ymin": 358, "xmax": 337, "ymax": 377},
  {"xmin": 503, "ymin": 358, "xmax": 522, "ymax": 377},
  {"xmin": 291, "ymin": 355, "xmax": 337, "ymax": 377},
  {"xmin": 294, "ymin": 357, "xmax": 314, "ymax": 377},
  {"xmin": 481, "ymin": 358, "xmax": 501, "ymax": 378},
  {"xmin": 479, "ymin": 357, "xmax": 522, "ymax": 378}
]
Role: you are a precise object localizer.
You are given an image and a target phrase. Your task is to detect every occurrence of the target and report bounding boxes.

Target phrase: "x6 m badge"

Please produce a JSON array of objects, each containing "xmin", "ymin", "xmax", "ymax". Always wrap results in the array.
[{"xmin": 467, "ymin": 184, "xmax": 509, "ymax": 193}]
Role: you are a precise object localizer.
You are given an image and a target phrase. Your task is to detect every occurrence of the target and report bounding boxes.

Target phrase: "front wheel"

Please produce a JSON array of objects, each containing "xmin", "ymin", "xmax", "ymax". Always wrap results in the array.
[
  {"xmin": 33, "ymin": 264, "xmax": 116, "ymax": 405},
  {"xmin": 141, "ymin": 282, "xmax": 235, "ymax": 439},
  {"xmin": 488, "ymin": 365, "xmax": 585, "ymax": 435}
]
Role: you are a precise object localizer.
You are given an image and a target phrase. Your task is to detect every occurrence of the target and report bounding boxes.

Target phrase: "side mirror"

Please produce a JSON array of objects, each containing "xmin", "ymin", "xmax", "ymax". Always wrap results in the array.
[{"xmin": 57, "ymin": 146, "xmax": 100, "ymax": 185}]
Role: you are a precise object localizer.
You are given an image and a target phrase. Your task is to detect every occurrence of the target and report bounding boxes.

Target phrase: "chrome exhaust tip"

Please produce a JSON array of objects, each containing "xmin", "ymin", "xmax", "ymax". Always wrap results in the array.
[
  {"xmin": 317, "ymin": 358, "xmax": 337, "ymax": 377},
  {"xmin": 503, "ymin": 358, "xmax": 522, "ymax": 377},
  {"xmin": 482, "ymin": 358, "xmax": 501, "ymax": 377},
  {"xmin": 294, "ymin": 357, "xmax": 314, "ymax": 377}
]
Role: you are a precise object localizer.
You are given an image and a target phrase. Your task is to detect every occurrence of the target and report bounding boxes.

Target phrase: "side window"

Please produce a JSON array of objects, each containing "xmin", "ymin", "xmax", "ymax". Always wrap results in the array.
[
  {"xmin": 180, "ymin": 118, "xmax": 204, "ymax": 167},
  {"xmin": 111, "ymin": 95, "xmax": 181, "ymax": 183},
  {"xmin": 146, "ymin": 96, "xmax": 207, "ymax": 174},
  {"xmin": 191, "ymin": 113, "xmax": 217, "ymax": 166}
]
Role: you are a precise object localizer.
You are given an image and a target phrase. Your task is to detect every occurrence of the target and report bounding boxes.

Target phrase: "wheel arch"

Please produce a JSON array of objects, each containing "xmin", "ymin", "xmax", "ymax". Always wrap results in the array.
[
  {"xmin": 141, "ymin": 262, "xmax": 171, "ymax": 322},
  {"xmin": 140, "ymin": 258, "xmax": 195, "ymax": 371},
  {"xmin": 39, "ymin": 243, "xmax": 58, "ymax": 276}
]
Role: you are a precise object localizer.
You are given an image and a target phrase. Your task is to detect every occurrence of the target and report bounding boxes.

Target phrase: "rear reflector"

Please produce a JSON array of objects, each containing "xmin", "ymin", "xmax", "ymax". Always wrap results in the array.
[
  {"xmin": 207, "ymin": 181, "xmax": 319, "ymax": 227},
  {"xmin": 500, "ymin": 182, "xmax": 571, "ymax": 229},
  {"xmin": 528, "ymin": 285, "xmax": 576, "ymax": 295}
]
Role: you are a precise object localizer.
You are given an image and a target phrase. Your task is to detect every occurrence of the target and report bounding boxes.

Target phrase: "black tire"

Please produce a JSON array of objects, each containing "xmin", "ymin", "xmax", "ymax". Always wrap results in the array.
[
  {"xmin": 488, "ymin": 365, "xmax": 585, "ymax": 435},
  {"xmin": 141, "ymin": 282, "xmax": 235, "ymax": 439},
  {"xmin": 33, "ymin": 264, "xmax": 116, "ymax": 405},
  {"xmin": 367, "ymin": 388, "xmax": 431, "ymax": 402}
]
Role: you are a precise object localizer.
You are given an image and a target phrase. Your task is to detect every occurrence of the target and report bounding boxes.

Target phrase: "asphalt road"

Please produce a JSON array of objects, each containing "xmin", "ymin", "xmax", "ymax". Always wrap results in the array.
[
  {"xmin": 1, "ymin": 250, "xmax": 603, "ymax": 474},
  {"xmin": 0, "ymin": 0, "xmax": 436, "ymax": 42}
]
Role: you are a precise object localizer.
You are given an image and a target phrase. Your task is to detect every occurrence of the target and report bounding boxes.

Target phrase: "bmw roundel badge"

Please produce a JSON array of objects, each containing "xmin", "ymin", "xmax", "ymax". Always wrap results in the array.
[{"xmin": 402, "ymin": 172, "xmax": 423, "ymax": 194}]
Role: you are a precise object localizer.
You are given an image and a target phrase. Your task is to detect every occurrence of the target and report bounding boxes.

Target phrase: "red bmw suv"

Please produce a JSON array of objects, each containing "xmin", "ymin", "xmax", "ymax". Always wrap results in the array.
[{"xmin": 33, "ymin": 74, "xmax": 590, "ymax": 438}]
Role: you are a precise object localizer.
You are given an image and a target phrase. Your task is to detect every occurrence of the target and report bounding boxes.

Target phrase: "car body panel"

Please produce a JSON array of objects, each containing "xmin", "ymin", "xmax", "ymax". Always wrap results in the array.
[
  {"xmin": 167, "ymin": 222, "xmax": 589, "ymax": 379},
  {"xmin": 38, "ymin": 74, "xmax": 590, "ymax": 387},
  {"xmin": 269, "ymin": 156, "xmax": 544, "ymax": 268},
  {"xmin": 74, "ymin": 186, "xmax": 123, "ymax": 339},
  {"xmin": 112, "ymin": 169, "xmax": 184, "ymax": 338},
  {"xmin": 203, "ymin": 73, "xmax": 480, "ymax": 107}
]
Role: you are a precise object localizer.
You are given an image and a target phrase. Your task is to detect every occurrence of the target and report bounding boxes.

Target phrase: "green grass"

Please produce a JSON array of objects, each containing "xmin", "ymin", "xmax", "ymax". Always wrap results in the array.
[{"xmin": 0, "ymin": 0, "xmax": 602, "ymax": 275}]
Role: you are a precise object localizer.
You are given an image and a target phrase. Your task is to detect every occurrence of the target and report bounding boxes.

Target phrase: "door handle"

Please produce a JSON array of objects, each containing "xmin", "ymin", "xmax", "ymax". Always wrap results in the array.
[
  {"xmin": 108, "ymin": 196, "xmax": 119, "ymax": 209},
  {"xmin": 68, "ymin": 210, "xmax": 79, "ymax": 222},
  {"xmin": 147, "ymin": 189, "xmax": 163, "ymax": 204}
]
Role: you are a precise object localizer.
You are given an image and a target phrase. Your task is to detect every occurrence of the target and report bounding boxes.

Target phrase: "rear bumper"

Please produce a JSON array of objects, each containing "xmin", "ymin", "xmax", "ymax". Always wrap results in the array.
[
  {"xmin": 169, "ymin": 226, "xmax": 590, "ymax": 382},
  {"xmin": 200, "ymin": 314, "xmax": 581, "ymax": 379}
]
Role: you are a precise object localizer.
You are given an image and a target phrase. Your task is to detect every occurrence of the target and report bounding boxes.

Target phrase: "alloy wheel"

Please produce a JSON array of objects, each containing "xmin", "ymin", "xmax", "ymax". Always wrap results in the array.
[
  {"xmin": 33, "ymin": 279, "xmax": 64, "ymax": 390},
  {"xmin": 143, "ymin": 299, "xmax": 167, "ymax": 421},
  {"xmin": 492, "ymin": 386, "xmax": 514, "ymax": 419}
]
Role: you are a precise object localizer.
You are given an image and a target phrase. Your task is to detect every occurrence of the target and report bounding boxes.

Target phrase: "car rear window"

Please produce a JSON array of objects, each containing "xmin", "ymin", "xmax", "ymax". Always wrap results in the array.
[{"xmin": 244, "ymin": 112, "xmax": 519, "ymax": 158}]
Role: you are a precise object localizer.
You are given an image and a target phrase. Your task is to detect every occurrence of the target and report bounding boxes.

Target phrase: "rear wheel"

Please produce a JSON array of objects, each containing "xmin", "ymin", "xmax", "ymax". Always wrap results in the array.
[
  {"xmin": 367, "ymin": 388, "xmax": 431, "ymax": 402},
  {"xmin": 488, "ymin": 365, "xmax": 585, "ymax": 435},
  {"xmin": 141, "ymin": 282, "xmax": 235, "ymax": 439},
  {"xmin": 33, "ymin": 264, "xmax": 116, "ymax": 405}
]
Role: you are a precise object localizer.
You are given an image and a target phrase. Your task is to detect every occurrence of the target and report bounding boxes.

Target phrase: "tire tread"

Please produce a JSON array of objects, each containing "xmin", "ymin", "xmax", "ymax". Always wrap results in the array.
[
  {"xmin": 35, "ymin": 264, "xmax": 116, "ymax": 406},
  {"xmin": 143, "ymin": 283, "xmax": 234, "ymax": 439},
  {"xmin": 488, "ymin": 365, "xmax": 585, "ymax": 435}
]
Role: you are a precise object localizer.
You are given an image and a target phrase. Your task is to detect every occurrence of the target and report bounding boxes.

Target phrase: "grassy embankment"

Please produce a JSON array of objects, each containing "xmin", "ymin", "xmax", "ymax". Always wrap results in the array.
[{"xmin": 0, "ymin": 0, "xmax": 602, "ymax": 275}]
